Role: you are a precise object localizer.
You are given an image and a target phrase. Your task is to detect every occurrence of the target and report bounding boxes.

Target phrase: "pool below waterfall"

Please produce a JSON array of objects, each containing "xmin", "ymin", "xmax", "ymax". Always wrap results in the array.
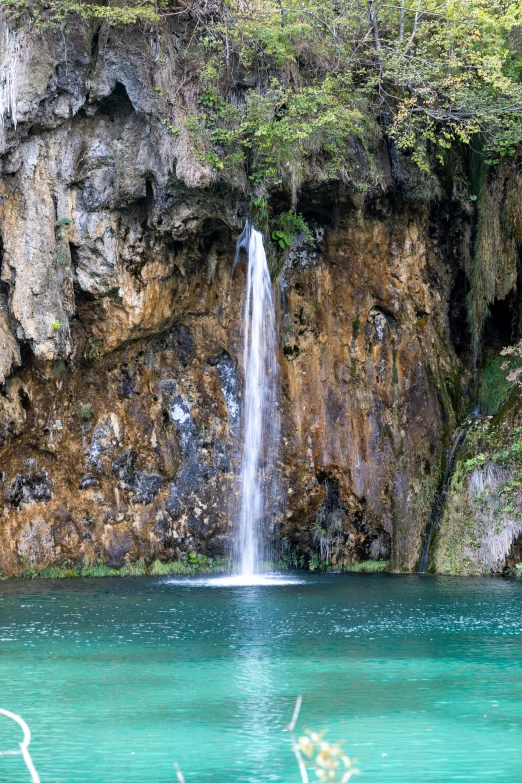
[{"xmin": 1, "ymin": 572, "xmax": 522, "ymax": 782}]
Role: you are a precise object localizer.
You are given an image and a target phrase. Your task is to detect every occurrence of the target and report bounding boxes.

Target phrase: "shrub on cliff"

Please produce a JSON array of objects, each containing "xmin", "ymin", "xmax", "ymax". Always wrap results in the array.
[
  {"xmin": 1, "ymin": 0, "xmax": 159, "ymax": 26},
  {"xmin": 3, "ymin": 0, "xmax": 521, "ymax": 194},
  {"xmin": 179, "ymin": 0, "xmax": 522, "ymax": 186}
]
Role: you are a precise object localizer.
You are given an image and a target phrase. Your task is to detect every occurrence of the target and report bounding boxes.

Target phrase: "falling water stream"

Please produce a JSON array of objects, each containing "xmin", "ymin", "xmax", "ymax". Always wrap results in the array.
[{"xmin": 235, "ymin": 223, "xmax": 280, "ymax": 577}]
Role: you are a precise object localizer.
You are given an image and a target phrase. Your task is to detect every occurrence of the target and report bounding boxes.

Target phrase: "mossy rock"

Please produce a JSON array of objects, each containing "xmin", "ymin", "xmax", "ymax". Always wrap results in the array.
[{"xmin": 432, "ymin": 390, "xmax": 522, "ymax": 575}]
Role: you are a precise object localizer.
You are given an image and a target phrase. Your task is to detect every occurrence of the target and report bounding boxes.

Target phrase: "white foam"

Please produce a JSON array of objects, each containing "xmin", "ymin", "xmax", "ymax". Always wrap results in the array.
[
  {"xmin": 207, "ymin": 574, "xmax": 302, "ymax": 587},
  {"xmin": 165, "ymin": 573, "xmax": 304, "ymax": 588}
]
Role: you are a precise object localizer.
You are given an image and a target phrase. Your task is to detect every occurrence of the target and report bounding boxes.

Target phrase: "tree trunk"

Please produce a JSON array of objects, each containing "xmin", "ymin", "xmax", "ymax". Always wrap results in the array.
[{"xmin": 368, "ymin": 0, "xmax": 382, "ymax": 50}]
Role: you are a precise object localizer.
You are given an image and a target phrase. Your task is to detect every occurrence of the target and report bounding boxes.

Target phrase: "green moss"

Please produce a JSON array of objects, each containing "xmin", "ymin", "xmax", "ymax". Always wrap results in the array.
[
  {"xmin": 52, "ymin": 359, "xmax": 67, "ymax": 379},
  {"xmin": 466, "ymin": 166, "xmax": 514, "ymax": 355},
  {"xmin": 479, "ymin": 354, "xmax": 522, "ymax": 415},
  {"xmin": 352, "ymin": 317, "xmax": 361, "ymax": 340},
  {"xmin": 447, "ymin": 366, "xmax": 463, "ymax": 420},
  {"xmin": 56, "ymin": 245, "xmax": 68, "ymax": 267},
  {"xmin": 267, "ymin": 253, "xmax": 286, "ymax": 282},
  {"xmin": 391, "ymin": 341, "xmax": 399, "ymax": 385},
  {"xmin": 78, "ymin": 404, "xmax": 93, "ymax": 423},
  {"xmin": 432, "ymin": 458, "xmax": 484, "ymax": 575},
  {"xmin": 83, "ymin": 338, "xmax": 104, "ymax": 365},
  {"xmin": 394, "ymin": 439, "xmax": 404, "ymax": 458},
  {"xmin": 428, "ymin": 337, "xmax": 462, "ymax": 439}
]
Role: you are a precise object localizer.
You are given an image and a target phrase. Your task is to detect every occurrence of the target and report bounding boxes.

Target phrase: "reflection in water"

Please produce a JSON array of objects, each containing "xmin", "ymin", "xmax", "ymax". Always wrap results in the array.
[{"xmin": 232, "ymin": 588, "xmax": 281, "ymax": 781}]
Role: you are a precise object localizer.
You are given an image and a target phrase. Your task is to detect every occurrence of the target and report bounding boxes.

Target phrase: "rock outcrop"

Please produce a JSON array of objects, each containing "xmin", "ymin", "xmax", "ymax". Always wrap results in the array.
[{"xmin": 0, "ymin": 17, "xmax": 474, "ymax": 574}]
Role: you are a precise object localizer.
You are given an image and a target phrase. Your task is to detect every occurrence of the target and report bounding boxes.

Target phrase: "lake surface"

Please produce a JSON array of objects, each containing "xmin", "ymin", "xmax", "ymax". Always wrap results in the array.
[{"xmin": 0, "ymin": 572, "xmax": 521, "ymax": 782}]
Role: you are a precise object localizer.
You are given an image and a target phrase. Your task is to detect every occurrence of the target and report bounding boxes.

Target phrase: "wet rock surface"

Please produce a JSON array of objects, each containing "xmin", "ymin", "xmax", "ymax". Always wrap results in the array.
[{"xmin": 5, "ymin": 471, "xmax": 52, "ymax": 508}]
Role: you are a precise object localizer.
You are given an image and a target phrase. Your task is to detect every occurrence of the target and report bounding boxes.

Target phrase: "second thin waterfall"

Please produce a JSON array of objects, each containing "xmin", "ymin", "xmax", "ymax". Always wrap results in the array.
[{"xmin": 235, "ymin": 223, "xmax": 280, "ymax": 577}]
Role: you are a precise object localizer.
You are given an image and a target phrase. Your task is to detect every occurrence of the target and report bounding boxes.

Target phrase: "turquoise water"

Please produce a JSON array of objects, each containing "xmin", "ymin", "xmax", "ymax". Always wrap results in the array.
[{"xmin": 1, "ymin": 573, "xmax": 522, "ymax": 782}]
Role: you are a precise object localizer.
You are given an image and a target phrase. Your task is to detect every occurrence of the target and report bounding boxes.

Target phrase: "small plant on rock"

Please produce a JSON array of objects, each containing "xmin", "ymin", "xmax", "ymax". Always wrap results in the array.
[
  {"xmin": 54, "ymin": 217, "xmax": 72, "ymax": 240},
  {"xmin": 17, "ymin": 554, "xmax": 38, "ymax": 580},
  {"xmin": 272, "ymin": 229, "xmax": 293, "ymax": 249},
  {"xmin": 251, "ymin": 196, "xmax": 269, "ymax": 224},
  {"xmin": 272, "ymin": 212, "xmax": 313, "ymax": 251},
  {"xmin": 184, "ymin": 552, "xmax": 213, "ymax": 570},
  {"xmin": 78, "ymin": 404, "xmax": 92, "ymax": 423}
]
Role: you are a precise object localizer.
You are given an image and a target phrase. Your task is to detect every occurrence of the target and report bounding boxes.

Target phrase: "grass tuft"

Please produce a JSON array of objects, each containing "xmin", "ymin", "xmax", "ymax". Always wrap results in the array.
[
  {"xmin": 149, "ymin": 560, "xmax": 192, "ymax": 576},
  {"xmin": 9, "ymin": 557, "xmax": 392, "ymax": 579},
  {"xmin": 119, "ymin": 558, "xmax": 148, "ymax": 577},
  {"xmin": 342, "ymin": 560, "xmax": 390, "ymax": 573},
  {"xmin": 78, "ymin": 563, "xmax": 121, "ymax": 578},
  {"xmin": 38, "ymin": 566, "xmax": 77, "ymax": 579}
]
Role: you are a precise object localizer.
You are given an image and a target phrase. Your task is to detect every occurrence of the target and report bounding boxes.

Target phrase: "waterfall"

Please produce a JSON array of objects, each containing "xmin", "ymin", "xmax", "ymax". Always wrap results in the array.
[{"xmin": 235, "ymin": 223, "xmax": 280, "ymax": 577}]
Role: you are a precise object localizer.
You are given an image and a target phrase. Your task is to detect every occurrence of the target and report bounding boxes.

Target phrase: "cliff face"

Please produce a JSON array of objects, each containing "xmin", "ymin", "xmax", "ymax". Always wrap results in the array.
[
  {"xmin": 278, "ymin": 201, "xmax": 463, "ymax": 571},
  {"xmin": 0, "ymin": 20, "xmax": 466, "ymax": 574}
]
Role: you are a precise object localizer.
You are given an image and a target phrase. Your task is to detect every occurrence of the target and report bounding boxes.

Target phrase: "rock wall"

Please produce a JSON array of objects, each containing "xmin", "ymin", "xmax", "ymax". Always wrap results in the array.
[
  {"xmin": 278, "ymin": 199, "xmax": 462, "ymax": 571},
  {"xmin": 0, "ymin": 19, "xmax": 465, "ymax": 574}
]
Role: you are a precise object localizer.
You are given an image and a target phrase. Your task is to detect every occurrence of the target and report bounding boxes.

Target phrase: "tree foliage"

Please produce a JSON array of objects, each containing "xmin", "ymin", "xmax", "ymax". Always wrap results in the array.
[
  {"xmin": 4, "ymin": 0, "xmax": 522, "ymax": 189},
  {"xmin": 0, "ymin": 0, "xmax": 160, "ymax": 27},
  {"xmin": 163, "ymin": 0, "xmax": 522, "ymax": 188}
]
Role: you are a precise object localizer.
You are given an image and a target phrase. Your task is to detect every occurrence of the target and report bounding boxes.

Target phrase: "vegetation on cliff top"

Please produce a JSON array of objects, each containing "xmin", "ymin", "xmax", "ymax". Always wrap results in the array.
[
  {"xmin": 3, "ymin": 0, "xmax": 522, "ymax": 194},
  {"xmin": 188, "ymin": 0, "xmax": 522, "ymax": 185},
  {"xmin": 1, "ymin": 0, "xmax": 159, "ymax": 25}
]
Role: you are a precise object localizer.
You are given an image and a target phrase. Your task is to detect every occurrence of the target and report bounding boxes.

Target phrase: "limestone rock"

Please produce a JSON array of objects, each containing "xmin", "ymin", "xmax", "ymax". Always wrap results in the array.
[
  {"xmin": 0, "ymin": 19, "xmax": 498, "ymax": 576},
  {"xmin": 0, "ymin": 377, "xmax": 28, "ymax": 448},
  {"xmin": 0, "ymin": 295, "xmax": 20, "ymax": 384}
]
